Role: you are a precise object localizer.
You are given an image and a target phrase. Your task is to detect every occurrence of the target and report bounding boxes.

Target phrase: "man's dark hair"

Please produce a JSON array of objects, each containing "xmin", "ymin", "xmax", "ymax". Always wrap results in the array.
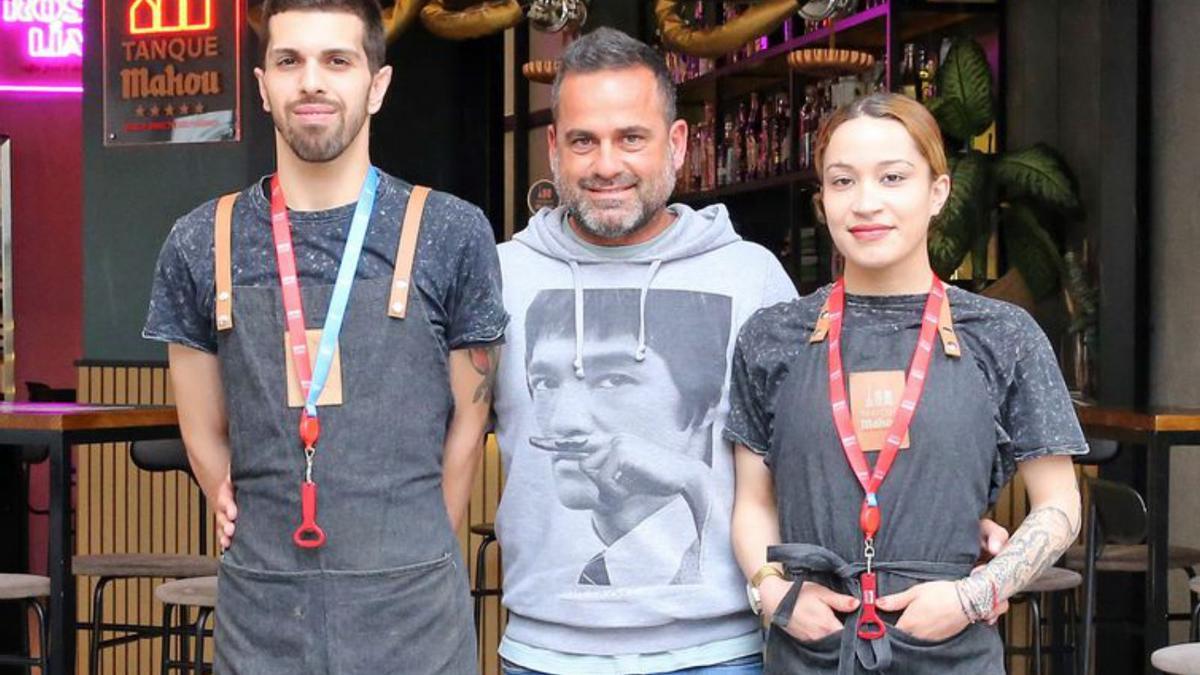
[
  {"xmin": 551, "ymin": 26, "xmax": 677, "ymax": 125},
  {"xmin": 524, "ymin": 289, "xmax": 730, "ymax": 430},
  {"xmin": 259, "ymin": 0, "xmax": 387, "ymax": 73}
]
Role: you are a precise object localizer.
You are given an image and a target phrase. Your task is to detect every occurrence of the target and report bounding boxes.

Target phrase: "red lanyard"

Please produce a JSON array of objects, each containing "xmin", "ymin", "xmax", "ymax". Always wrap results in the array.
[
  {"xmin": 269, "ymin": 176, "xmax": 327, "ymax": 549},
  {"xmin": 820, "ymin": 276, "xmax": 949, "ymax": 640}
]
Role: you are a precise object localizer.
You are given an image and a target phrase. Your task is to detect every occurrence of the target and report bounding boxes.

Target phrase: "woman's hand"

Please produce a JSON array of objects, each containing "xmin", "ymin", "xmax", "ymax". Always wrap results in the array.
[
  {"xmin": 877, "ymin": 580, "xmax": 971, "ymax": 642},
  {"xmin": 759, "ymin": 576, "xmax": 859, "ymax": 643}
]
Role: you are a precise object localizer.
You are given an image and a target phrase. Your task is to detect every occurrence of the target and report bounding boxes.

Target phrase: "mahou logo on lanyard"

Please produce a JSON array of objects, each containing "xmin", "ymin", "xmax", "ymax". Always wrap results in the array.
[
  {"xmin": 811, "ymin": 276, "xmax": 959, "ymax": 640},
  {"xmin": 270, "ymin": 167, "xmax": 380, "ymax": 549}
]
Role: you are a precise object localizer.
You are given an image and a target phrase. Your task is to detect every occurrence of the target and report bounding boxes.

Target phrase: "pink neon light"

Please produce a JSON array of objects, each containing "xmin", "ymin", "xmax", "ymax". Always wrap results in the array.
[
  {"xmin": 0, "ymin": 84, "xmax": 83, "ymax": 93},
  {"xmin": 2, "ymin": 0, "xmax": 84, "ymax": 59}
]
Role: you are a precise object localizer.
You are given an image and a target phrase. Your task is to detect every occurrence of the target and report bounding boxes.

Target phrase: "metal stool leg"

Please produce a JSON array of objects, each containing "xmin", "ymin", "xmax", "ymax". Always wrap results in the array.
[
  {"xmin": 31, "ymin": 599, "xmax": 47, "ymax": 672},
  {"xmin": 179, "ymin": 606, "xmax": 192, "ymax": 674},
  {"xmin": 473, "ymin": 533, "xmax": 496, "ymax": 634},
  {"xmin": 89, "ymin": 577, "xmax": 111, "ymax": 675},
  {"xmin": 161, "ymin": 602, "xmax": 175, "ymax": 675},
  {"xmin": 19, "ymin": 599, "xmax": 31, "ymax": 675},
  {"xmin": 194, "ymin": 607, "xmax": 213, "ymax": 674},
  {"xmin": 1030, "ymin": 593, "xmax": 1043, "ymax": 675}
]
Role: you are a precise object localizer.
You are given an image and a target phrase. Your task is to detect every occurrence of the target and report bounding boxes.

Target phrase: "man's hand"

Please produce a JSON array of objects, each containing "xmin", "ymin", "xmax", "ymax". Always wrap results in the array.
[
  {"xmin": 214, "ymin": 475, "xmax": 237, "ymax": 550},
  {"xmin": 759, "ymin": 577, "xmax": 859, "ymax": 643},
  {"xmin": 877, "ymin": 580, "xmax": 971, "ymax": 642},
  {"xmin": 979, "ymin": 517, "xmax": 1009, "ymax": 560}
]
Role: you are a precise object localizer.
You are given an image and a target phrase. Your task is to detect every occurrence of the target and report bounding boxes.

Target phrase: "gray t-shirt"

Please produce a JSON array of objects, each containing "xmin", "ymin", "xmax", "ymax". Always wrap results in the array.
[
  {"xmin": 725, "ymin": 285, "xmax": 1087, "ymax": 567},
  {"xmin": 143, "ymin": 172, "xmax": 507, "ymax": 353}
]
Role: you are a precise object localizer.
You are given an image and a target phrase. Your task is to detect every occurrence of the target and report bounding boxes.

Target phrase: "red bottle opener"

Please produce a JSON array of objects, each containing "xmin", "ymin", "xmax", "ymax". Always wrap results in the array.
[
  {"xmin": 856, "ymin": 571, "xmax": 886, "ymax": 640},
  {"xmin": 292, "ymin": 481, "xmax": 327, "ymax": 549}
]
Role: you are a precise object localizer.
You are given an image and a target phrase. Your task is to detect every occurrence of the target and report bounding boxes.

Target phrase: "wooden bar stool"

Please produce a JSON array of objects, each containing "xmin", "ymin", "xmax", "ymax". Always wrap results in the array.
[
  {"xmin": 0, "ymin": 574, "xmax": 49, "ymax": 674},
  {"xmin": 1149, "ymin": 576, "xmax": 1200, "ymax": 674},
  {"xmin": 76, "ymin": 439, "xmax": 218, "ymax": 675},
  {"xmin": 155, "ymin": 575, "xmax": 217, "ymax": 674},
  {"xmin": 470, "ymin": 521, "xmax": 501, "ymax": 653},
  {"xmin": 1005, "ymin": 567, "xmax": 1083, "ymax": 675}
]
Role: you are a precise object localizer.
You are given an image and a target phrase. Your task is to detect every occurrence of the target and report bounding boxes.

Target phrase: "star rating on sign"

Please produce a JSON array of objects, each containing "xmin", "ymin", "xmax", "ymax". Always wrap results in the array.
[{"xmin": 139, "ymin": 102, "xmax": 211, "ymax": 118}]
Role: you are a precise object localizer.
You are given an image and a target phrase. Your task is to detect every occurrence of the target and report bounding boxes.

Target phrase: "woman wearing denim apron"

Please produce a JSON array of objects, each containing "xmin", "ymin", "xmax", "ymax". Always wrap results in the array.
[{"xmin": 725, "ymin": 93, "xmax": 1085, "ymax": 674}]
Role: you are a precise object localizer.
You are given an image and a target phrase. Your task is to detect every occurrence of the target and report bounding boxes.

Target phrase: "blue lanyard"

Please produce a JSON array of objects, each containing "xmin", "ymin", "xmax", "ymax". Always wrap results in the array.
[{"xmin": 305, "ymin": 167, "xmax": 379, "ymax": 417}]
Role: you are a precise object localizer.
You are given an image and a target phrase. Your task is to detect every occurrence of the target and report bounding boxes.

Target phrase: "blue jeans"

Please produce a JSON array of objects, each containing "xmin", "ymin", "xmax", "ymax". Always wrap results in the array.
[{"xmin": 501, "ymin": 653, "xmax": 763, "ymax": 675}]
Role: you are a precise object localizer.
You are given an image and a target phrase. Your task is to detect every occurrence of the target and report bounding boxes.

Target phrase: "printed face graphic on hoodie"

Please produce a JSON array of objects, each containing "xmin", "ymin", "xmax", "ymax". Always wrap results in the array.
[{"xmin": 523, "ymin": 288, "xmax": 730, "ymax": 581}]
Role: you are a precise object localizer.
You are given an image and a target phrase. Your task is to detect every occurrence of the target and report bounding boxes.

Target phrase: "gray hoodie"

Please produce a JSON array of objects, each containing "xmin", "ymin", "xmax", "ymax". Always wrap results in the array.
[{"xmin": 493, "ymin": 203, "xmax": 798, "ymax": 659}]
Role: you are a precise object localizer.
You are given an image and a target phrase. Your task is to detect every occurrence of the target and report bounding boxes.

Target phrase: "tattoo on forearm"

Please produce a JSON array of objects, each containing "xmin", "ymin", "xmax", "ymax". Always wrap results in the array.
[
  {"xmin": 468, "ymin": 346, "xmax": 499, "ymax": 404},
  {"xmin": 957, "ymin": 505, "xmax": 1079, "ymax": 622}
]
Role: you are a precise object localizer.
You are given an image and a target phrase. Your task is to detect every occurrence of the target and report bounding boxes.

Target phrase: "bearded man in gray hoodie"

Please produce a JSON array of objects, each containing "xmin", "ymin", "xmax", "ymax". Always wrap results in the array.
[{"xmin": 491, "ymin": 27, "xmax": 1007, "ymax": 675}]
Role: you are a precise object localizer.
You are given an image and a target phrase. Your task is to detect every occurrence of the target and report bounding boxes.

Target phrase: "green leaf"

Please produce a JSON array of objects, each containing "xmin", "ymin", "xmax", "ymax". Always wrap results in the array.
[
  {"xmin": 1003, "ymin": 203, "xmax": 1064, "ymax": 300},
  {"xmin": 937, "ymin": 39, "xmax": 994, "ymax": 137},
  {"xmin": 995, "ymin": 144, "xmax": 1081, "ymax": 212},
  {"xmin": 925, "ymin": 97, "xmax": 975, "ymax": 143},
  {"xmin": 929, "ymin": 151, "xmax": 987, "ymax": 278}
]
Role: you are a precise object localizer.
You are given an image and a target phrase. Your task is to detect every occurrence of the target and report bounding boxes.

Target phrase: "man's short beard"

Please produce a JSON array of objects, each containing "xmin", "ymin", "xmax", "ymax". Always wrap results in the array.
[
  {"xmin": 554, "ymin": 150, "xmax": 677, "ymax": 241},
  {"xmin": 273, "ymin": 96, "xmax": 368, "ymax": 163}
]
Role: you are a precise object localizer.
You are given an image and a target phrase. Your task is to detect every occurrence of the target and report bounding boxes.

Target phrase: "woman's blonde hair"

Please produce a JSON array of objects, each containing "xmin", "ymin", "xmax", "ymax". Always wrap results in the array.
[{"xmin": 813, "ymin": 93, "xmax": 948, "ymax": 180}]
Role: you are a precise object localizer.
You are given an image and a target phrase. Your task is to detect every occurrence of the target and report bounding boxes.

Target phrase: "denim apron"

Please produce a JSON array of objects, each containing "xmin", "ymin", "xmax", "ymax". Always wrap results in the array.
[
  {"xmin": 210, "ymin": 191, "xmax": 475, "ymax": 674},
  {"xmin": 763, "ymin": 292, "xmax": 1004, "ymax": 675}
]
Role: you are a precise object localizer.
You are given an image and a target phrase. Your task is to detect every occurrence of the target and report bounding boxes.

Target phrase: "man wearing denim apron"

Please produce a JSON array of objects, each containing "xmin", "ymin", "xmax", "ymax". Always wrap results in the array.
[{"xmin": 144, "ymin": 0, "xmax": 506, "ymax": 671}]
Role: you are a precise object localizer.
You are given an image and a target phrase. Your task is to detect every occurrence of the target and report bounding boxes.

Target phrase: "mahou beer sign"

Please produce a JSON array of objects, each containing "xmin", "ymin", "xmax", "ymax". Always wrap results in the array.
[
  {"xmin": 104, "ymin": 0, "xmax": 239, "ymax": 144},
  {"xmin": 0, "ymin": 0, "xmax": 84, "ymax": 93}
]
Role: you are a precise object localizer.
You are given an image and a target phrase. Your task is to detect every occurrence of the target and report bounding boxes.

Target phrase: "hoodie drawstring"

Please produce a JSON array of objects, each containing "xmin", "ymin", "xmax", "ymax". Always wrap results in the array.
[
  {"xmin": 568, "ymin": 257, "xmax": 663, "ymax": 377},
  {"xmin": 569, "ymin": 260, "xmax": 586, "ymax": 378},
  {"xmin": 635, "ymin": 259, "xmax": 663, "ymax": 362}
]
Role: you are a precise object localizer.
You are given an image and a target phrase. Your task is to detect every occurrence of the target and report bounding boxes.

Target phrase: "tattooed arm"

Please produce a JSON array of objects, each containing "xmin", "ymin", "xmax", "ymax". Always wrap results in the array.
[
  {"xmin": 442, "ymin": 345, "xmax": 501, "ymax": 531},
  {"xmin": 955, "ymin": 455, "xmax": 1082, "ymax": 621},
  {"xmin": 876, "ymin": 455, "xmax": 1081, "ymax": 640}
]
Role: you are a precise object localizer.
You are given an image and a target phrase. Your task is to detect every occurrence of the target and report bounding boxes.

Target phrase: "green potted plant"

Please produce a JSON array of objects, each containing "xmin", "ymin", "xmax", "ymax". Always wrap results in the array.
[{"xmin": 923, "ymin": 38, "xmax": 1081, "ymax": 311}]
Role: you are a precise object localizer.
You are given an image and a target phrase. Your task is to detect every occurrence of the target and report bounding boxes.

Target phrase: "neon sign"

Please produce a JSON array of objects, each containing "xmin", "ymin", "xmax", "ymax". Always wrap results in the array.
[
  {"xmin": 128, "ymin": 0, "xmax": 212, "ymax": 35},
  {"xmin": 1, "ymin": 0, "xmax": 84, "ymax": 59}
]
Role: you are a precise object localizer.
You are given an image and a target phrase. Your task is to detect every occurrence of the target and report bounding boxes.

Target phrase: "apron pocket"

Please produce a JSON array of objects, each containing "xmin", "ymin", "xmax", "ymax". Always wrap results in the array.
[
  {"xmin": 888, "ymin": 623, "xmax": 965, "ymax": 648},
  {"xmin": 763, "ymin": 624, "xmax": 840, "ymax": 674},
  {"xmin": 886, "ymin": 622, "xmax": 1004, "ymax": 674},
  {"xmin": 324, "ymin": 551, "xmax": 476, "ymax": 675},
  {"xmin": 216, "ymin": 561, "xmax": 327, "ymax": 675}
]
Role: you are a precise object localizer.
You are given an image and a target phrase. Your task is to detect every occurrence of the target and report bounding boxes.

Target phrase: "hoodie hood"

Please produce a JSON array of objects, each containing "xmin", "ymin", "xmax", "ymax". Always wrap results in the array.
[{"xmin": 512, "ymin": 203, "xmax": 742, "ymax": 378}]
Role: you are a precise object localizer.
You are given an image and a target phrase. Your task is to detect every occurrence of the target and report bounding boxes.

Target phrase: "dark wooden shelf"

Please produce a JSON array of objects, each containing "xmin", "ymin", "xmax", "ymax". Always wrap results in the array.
[
  {"xmin": 674, "ymin": 169, "xmax": 817, "ymax": 204},
  {"xmin": 677, "ymin": 2, "xmax": 890, "ymax": 96}
]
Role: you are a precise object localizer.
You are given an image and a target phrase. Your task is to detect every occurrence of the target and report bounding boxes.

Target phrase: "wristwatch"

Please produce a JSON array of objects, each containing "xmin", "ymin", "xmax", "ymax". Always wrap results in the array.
[{"xmin": 746, "ymin": 564, "xmax": 785, "ymax": 616}]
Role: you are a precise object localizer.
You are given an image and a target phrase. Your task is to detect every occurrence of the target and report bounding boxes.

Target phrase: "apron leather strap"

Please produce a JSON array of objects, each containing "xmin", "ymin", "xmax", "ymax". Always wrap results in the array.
[
  {"xmin": 388, "ymin": 185, "xmax": 431, "ymax": 319},
  {"xmin": 809, "ymin": 285, "xmax": 961, "ymax": 358},
  {"xmin": 214, "ymin": 192, "xmax": 238, "ymax": 332}
]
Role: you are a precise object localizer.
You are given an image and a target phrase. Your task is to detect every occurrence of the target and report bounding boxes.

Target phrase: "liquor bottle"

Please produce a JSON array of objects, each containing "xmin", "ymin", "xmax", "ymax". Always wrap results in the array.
[
  {"xmin": 732, "ymin": 101, "xmax": 747, "ymax": 183},
  {"xmin": 688, "ymin": 125, "xmax": 703, "ymax": 192},
  {"xmin": 701, "ymin": 101, "xmax": 717, "ymax": 190},
  {"xmin": 900, "ymin": 43, "xmax": 919, "ymax": 100},
  {"xmin": 919, "ymin": 46, "xmax": 938, "ymax": 101},
  {"xmin": 761, "ymin": 95, "xmax": 775, "ymax": 177},
  {"xmin": 799, "ymin": 85, "xmax": 818, "ymax": 169},
  {"xmin": 746, "ymin": 93, "xmax": 761, "ymax": 180},
  {"xmin": 776, "ymin": 92, "xmax": 793, "ymax": 173},
  {"xmin": 720, "ymin": 115, "xmax": 735, "ymax": 186}
]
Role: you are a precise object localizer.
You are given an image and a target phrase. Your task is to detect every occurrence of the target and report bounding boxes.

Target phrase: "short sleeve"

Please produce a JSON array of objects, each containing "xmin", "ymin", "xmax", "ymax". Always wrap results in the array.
[
  {"xmin": 761, "ymin": 253, "xmax": 800, "ymax": 309},
  {"xmin": 724, "ymin": 328, "xmax": 772, "ymax": 455},
  {"xmin": 1000, "ymin": 317, "xmax": 1088, "ymax": 463},
  {"xmin": 142, "ymin": 221, "xmax": 217, "ymax": 354},
  {"xmin": 445, "ymin": 206, "xmax": 508, "ymax": 349}
]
